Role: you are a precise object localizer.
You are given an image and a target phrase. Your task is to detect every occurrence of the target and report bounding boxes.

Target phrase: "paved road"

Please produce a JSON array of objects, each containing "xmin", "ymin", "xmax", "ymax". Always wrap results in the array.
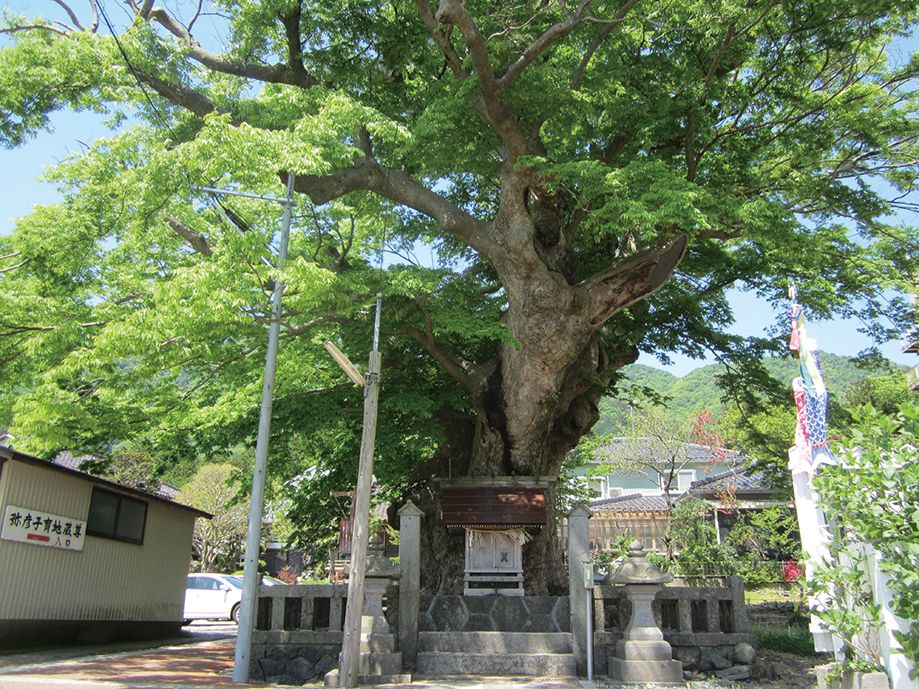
[
  {"xmin": 0, "ymin": 626, "xmax": 592, "ymax": 689},
  {"xmin": 0, "ymin": 622, "xmax": 240, "ymax": 688}
]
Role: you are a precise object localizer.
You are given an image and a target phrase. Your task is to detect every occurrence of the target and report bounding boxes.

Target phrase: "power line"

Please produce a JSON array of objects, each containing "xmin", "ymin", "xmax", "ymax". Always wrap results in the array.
[
  {"xmin": 97, "ymin": 2, "xmax": 281, "ymax": 263},
  {"xmin": 98, "ymin": 2, "xmax": 296, "ymax": 276},
  {"xmin": 96, "ymin": 2, "xmax": 178, "ymax": 140}
]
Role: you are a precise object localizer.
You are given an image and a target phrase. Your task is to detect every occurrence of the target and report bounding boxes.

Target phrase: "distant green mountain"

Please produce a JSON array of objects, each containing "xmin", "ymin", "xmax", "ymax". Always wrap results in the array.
[{"xmin": 594, "ymin": 352, "xmax": 902, "ymax": 436}]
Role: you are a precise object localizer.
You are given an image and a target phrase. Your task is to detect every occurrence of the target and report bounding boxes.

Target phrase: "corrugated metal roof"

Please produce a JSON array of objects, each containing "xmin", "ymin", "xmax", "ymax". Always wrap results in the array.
[
  {"xmin": 1, "ymin": 447, "xmax": 211, "ymax": 518},
  {"xmin": 589, "ymin": 493, "xmax": 670, "ymax": 513},
  {"xmin": 441, "ymin": 487, "xmax": 547, "ymax": 527}
]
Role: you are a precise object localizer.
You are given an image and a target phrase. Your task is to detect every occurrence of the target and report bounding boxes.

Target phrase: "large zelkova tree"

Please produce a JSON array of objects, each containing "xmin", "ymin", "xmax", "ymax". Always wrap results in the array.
[{"xmin": 1, "ymin": 0, "xmax": 917, "ymax": 591}]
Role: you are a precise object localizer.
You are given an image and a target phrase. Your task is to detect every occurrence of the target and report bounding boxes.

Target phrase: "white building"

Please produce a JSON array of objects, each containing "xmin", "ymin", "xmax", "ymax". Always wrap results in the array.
[
  {"xmin": 577, "ymin": 438, "xmax": 743, "ymax": 501},
  {"xmin": 0, "ymin": 446, "xmax": 210, "ymax": 647}
]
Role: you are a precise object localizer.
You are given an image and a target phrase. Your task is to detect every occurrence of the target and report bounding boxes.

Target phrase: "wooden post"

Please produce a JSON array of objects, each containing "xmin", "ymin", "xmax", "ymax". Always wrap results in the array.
[{"xmin": 338, "ymin": 297, "xmax": 383, "ymax": 688}]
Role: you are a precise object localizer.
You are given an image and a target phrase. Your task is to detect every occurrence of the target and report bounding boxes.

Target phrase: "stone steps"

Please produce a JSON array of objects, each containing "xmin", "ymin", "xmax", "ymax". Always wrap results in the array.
[
  {"xmin": 417, "ymin": 651, "xmax": 577, "ymax": 676},
  {"xmin": 416, "ymin": 631, "xmax": 576, "ymax": 677},
  {"xmin": 324, "ymin": 668, "xmax": 412, "ymax": 686},
  {"xmin": 418, "ymin": 631, "xmax": 573, "ymax": 654}
]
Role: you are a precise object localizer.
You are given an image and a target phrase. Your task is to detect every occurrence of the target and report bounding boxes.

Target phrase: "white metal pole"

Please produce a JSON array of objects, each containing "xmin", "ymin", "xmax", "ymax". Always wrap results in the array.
[
  {"xmin": 232, "ymin": 172, "xmax": 296, "ymax": 683},
  {"xmin": 586, "ymin": 587, "xmax": 594, "ymax": 681}
]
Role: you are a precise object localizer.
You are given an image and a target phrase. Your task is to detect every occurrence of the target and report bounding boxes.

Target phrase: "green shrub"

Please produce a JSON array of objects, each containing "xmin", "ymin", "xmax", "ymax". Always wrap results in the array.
[
  {"xmin": 808, "ymin": 402, "xmax": 919, "ymax": 677},
  {"xmin": 752, "ymin": 623, "xmax": 817, "ymax": 656}
]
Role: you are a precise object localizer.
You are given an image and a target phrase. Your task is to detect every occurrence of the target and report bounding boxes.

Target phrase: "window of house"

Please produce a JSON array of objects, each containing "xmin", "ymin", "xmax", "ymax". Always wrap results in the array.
[
  {"xmin": 677, "ymin": 470, "xmax": 696, "ymax": 493},
  {"xmin": 87, "ymin": 487, "xmax": 147, "ymax": 544}
]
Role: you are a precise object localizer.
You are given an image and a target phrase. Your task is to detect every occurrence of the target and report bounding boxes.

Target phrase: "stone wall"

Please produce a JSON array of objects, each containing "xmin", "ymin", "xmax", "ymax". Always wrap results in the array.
[
  {"xmin": 419, "ymin": 594, "xmax": 570, "ymax": 633},
  {"xmin": 249, "ymin": 639, "xmax": 340, "ymax": 685},
  {"xmin": 593, "ymin": 575, "xmax": 755, "ymax": 677}
]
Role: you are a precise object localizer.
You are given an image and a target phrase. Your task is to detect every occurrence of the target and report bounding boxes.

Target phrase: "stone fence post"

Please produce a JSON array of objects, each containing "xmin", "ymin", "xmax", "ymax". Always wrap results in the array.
[
  {"xmin": 398, "ymin": 500, "xmax": 423, "ymax": 669},
  {"xmin": 567, "ymin": 504, "xmax": 592, "ymax": 677}
]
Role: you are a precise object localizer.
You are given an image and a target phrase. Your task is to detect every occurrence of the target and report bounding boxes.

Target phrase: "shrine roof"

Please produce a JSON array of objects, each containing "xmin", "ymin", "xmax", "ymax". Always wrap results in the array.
[{"xmin": 440, "ymin": 486, "xmax": 547, "ymax": 527}]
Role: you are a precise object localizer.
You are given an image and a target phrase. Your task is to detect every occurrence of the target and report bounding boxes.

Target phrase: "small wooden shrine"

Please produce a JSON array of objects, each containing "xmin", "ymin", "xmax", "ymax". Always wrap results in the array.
[{"xmin": 439, "ymin": 477, "xmax": 549, "ymax": 596}]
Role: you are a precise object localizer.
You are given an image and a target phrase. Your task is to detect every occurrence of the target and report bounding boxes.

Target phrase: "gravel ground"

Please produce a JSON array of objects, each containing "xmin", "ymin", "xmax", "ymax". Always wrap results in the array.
[{"xmin": 595, "ymin": 649, "xmax": 824, "ymax": 689}]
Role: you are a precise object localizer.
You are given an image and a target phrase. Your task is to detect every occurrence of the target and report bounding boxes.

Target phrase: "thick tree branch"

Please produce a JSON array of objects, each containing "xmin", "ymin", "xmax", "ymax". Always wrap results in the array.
[
  {"xmin": 0, "ymin": 320, "xmax": 106, "ymax": 336},
  {"xmin": 569, "ymin": 0, "xmax": 639, "ymax": 89},
  {"xmin": 698, "ymin": 227, "xmax": 742, "ymax": 241},
  {"xmin": 138, "ymin": 0, "xmax": 155, "ymax": 19},
  {"xmin": 148, "ymin": 8, "xmax": 320, "ymax": 89},
  {"xmin": 279, "ymin": 4, "xmax": 309, "ymax": 81},
  {"xmin": 88, "ymin": 0, "xmax": 99, "ymax": 33},
  {"xmin": 280, "ymin": 315, "xmax": 336, "ymax": 338},
  {"xmin": 417, "ymin": 0, "xmax": 467, "ymax": 79},
  {"xmin": 290, "ymin": 157, "xmax": 495, "ymax": 259},
  {"xmin": 0, "ymin": 260, "xmax": 28, "ymax": 274},
  {"xmin": 134, "ymin": 71, "xmax": 220, "ymax": 118},
  {"xmin": 165, "ymin": 216, "xmax": 212, "ymax": 256},
  {"xmin": 583, "ymin": 234, "xmax": 688, "ymax": 325},
  {"xmin": 498, "ymin": 0, "xmax": 594, "ymax": 90},
  {"xmin": 434, "ymin": 0, "xmax": 528, "ymax": 158},
  {"xmin": 0, "ymin": 24, "xmax": 69, "ymax": 37},
  {"xmin": 406, "ymin": 298, "xmax": 488, "ymax": 402},
  {"xmin": 50, "ymin": 0, "xmax": 84, "ymax": 30}
]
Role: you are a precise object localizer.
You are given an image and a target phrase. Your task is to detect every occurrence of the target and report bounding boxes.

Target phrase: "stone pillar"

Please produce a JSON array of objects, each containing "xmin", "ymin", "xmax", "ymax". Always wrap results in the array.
[
  {"xmin": 567, "ymin": 504, "xmax": 592, "ymax": 677},
  {"xmin": 706, "ymin": 598, "xmax": 721, "ymax": 633},
  {"xmin": 397, "ymin": 501, "xmax": 423, "ymax": 669},
  {"xmin": 728, "ymin": 575, "xmax": 750, "ymax": 633},
  {"xmin": 677, "ymin": 598, "xmax": 692, "ymax": 633}
]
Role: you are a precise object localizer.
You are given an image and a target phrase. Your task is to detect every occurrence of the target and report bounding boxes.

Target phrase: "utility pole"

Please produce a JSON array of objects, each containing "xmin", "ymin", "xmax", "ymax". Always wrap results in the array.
[
  {"xmin": 335, "ymin": 295, "xmax": 383, "ymax": 688},
  {"xmin": 193, "ymin": 173, "xmax": 297, "ymax": 684}
]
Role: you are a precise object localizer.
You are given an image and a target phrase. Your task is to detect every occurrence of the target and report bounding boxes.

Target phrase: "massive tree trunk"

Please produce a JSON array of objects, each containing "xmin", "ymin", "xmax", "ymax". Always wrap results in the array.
[{"xmin": 393, "ymin": 167, "xmax": 687, "ymax": 593}]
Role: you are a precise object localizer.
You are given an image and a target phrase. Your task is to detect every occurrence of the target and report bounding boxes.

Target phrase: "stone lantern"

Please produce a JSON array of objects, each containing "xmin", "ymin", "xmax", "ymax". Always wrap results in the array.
[
  {"xmin": 608, "ymin": 540, "xmax": 684, "ymax": 685},
  {"xmin": 326, "ymin": 534, "xmax": 409, "ymax": 686}
]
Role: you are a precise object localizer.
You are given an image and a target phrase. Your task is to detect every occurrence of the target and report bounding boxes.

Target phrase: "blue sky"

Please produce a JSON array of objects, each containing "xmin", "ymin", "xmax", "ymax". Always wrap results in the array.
[{"xmin": 1, "ymin": 7, "xmax": 915, "ymax": 378}]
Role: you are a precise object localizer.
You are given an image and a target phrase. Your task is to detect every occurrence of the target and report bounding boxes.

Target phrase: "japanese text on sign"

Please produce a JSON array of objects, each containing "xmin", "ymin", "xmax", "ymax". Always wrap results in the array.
[{"xmin": 1, "ymin": 504, "xmax": 86, "ymax": 551}]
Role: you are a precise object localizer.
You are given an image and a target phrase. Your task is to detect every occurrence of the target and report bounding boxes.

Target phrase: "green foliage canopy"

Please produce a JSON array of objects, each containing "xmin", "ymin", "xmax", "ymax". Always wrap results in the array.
[{"xmin": 0, "ymin": 0, "xmax": 917, "ymax": 560}]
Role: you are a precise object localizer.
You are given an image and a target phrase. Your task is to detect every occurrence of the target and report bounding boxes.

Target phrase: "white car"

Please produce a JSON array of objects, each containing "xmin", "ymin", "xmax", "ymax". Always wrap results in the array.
[{"xmin": 183, "ymin": 573, "xmax": 244, "ymax": 624}]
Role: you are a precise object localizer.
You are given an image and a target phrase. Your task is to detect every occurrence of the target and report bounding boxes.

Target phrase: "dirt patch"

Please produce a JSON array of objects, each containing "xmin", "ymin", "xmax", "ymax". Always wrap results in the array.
[{"xmin": 753, "ymin": 649, "xmax": 825, "ymax": 688}]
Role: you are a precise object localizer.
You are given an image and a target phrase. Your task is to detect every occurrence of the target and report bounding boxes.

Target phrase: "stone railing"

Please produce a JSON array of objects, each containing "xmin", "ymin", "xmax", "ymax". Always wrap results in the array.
[
  {"xmin": 593, "ymin": 575, "xmax": 754, "ymax": 674},
  {"xmin": 253, "ymin": 583, "xmax": 348, "ymax": 643},
  {"xmin": 249, "ymin": 583, "xmax": 348, "ymax": 685}
]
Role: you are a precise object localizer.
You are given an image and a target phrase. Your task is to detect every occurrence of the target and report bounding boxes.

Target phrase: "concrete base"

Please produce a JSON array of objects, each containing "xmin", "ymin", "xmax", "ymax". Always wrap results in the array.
[
  {"xmin": 0, "ymin": 619, "xmax": 183, "ymax": 648},
  {"xmin": 419, "ymin": 631, "xmax": 572, "ymax": 654},
  {"xmin": 416, "ymin": 631, "xmax": 576, "ymax": 676},
  {"xmin": 816, "ymin": 666, "xmax": 890, "ymax": 689},
  {"xmin": 359, "ymin": 651, "xmax": 403, "ymax": 675},
  {"xmin": 615, "ymin": 639, "xmax": 674, "ymax": 661},
  {"xmin": 608, "ymin": 657, "xmax": 684, "ymax": 684},
  {"xmin": 417, "ymin": 651, "xmax": 576, "ymax": 676}
]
